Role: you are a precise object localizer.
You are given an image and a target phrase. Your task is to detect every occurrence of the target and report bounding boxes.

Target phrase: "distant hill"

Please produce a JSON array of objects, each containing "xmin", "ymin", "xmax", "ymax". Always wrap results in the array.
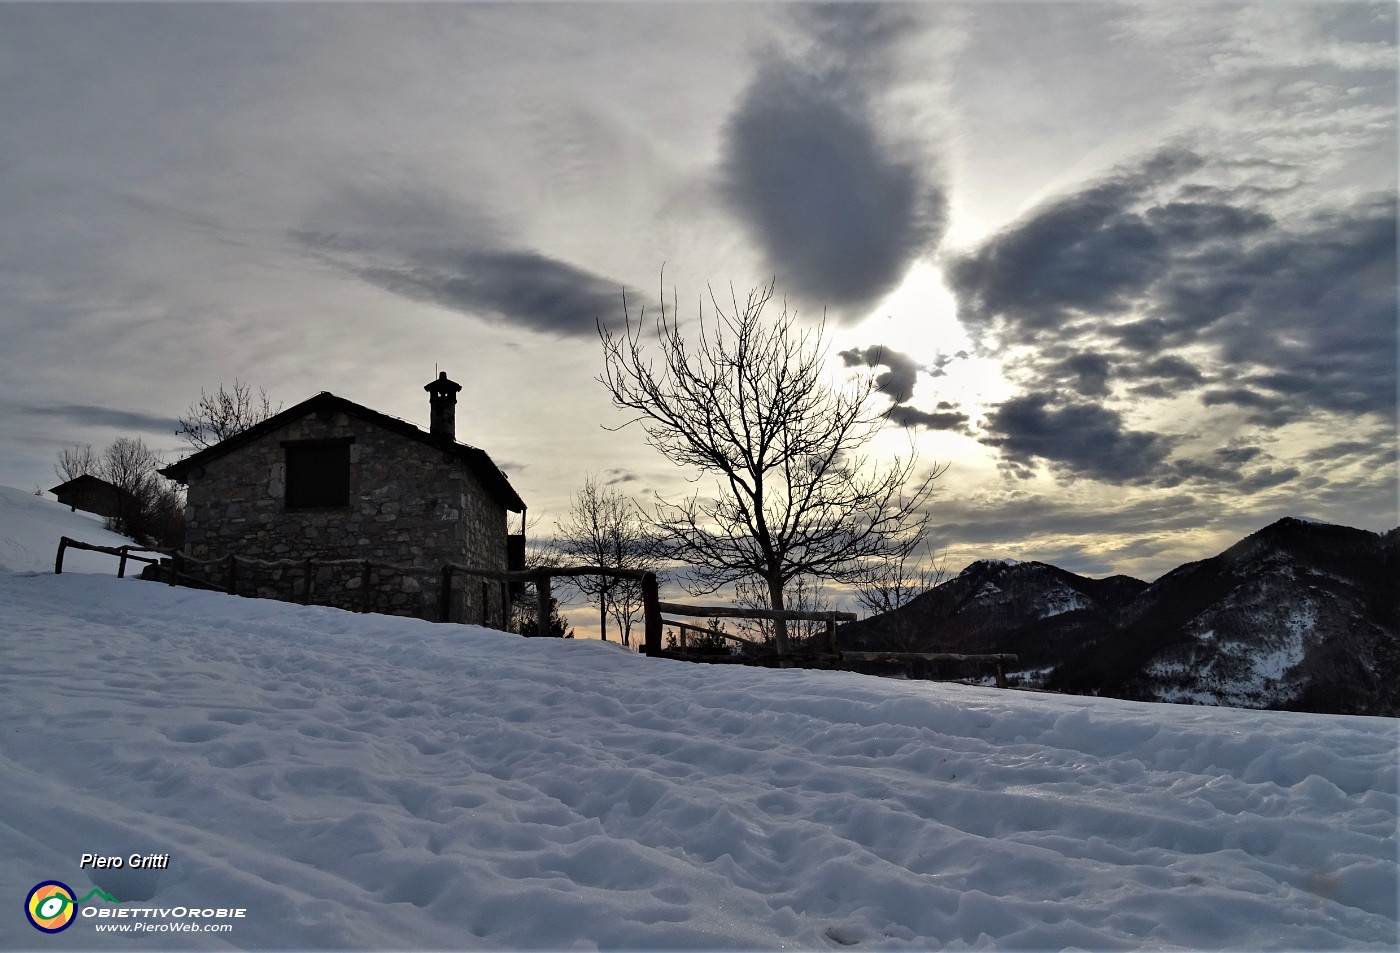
[
  {"xmin": 839, "ymin": 559, "xmax": 1146, "ymax": 673},
  {"xmin": 839, "ymin": 518, "xmax": 1399, "ymax": 716}
]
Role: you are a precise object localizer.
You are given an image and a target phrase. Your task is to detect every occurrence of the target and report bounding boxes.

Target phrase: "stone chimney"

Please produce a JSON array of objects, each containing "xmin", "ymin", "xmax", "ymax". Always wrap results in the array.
[{"xmin": 425, "ymin": 371, "xmax": 462, "ymax": 440}]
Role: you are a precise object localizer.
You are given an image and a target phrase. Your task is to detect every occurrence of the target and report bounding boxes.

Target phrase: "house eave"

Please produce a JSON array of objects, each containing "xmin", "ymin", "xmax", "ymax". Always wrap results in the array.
[{"xmin": 160, "ymin": 392, "xmax": 525, "ymax": 513}]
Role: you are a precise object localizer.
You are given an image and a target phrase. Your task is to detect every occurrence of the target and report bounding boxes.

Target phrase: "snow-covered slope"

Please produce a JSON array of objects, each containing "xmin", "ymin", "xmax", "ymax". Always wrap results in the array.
[
  {"xmin": 0, "ymin": 484, "xmax": 147, "ymax": 573},
  {"xmin": 2, "ymin": 492, "xmax": 1396, "ymax": 949}
]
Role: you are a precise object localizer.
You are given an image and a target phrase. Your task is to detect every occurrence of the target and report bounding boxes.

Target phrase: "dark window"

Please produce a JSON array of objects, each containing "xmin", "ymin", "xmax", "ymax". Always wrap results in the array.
[{"xmin": 285, "ymin": 442, "xmax": 350, "ymax": 509}]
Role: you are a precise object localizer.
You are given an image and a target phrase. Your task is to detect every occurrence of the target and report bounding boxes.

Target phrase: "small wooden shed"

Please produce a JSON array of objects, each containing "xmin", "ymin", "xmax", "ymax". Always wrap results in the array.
[{"xmin": 49, "ymin": 474, "xmax": 139, "ymax": 521}]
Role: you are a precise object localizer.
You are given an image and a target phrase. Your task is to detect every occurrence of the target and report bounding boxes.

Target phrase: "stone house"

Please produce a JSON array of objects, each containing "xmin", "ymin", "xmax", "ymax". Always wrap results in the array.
[
  {"xmin": 159, "ymin": 373, "xmax": 525, "ymax": 625},
  {"xmin": 49, "ymin": 474, "xmax": 140, "ymax": 521}
]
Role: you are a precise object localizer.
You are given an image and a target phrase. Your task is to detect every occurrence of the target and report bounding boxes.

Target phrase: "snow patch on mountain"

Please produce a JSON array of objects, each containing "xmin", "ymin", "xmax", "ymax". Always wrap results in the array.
[{"xmin": 1037, "ymin": 586, "xmax": 1091, "ymax": 619}]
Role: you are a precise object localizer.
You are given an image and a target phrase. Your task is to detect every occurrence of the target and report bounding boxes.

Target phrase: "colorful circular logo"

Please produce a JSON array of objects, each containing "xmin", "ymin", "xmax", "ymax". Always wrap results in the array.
[{"xmin": 26, "ymin": 881, "xmax": 77, "ymax": 933}]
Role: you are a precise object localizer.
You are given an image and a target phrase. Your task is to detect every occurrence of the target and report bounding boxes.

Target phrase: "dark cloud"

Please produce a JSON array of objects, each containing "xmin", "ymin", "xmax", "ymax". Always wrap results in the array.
[
  {"xmin": 1198, "ymin": 386, "xmax": 1296, "ymax": 427},
  {"xmin": 928, "ymin": 351, "xmax": 967, "ymax": 378},
  {"xmin": 1120, "ymin": 354, "xmax": 1209, "ymax": 399},
  {"xmin": 20, "ymin": 403, "xmax": 177, "ymax": 434},
  {"xmin": 1302, "ymin": 440, "xmax": 1380, "ymax": 463},
  {"xmin": 1196, "ymin": 197, "xmax": 1397, "ymax": 420},
  {"xmin": 1021, "ymin": 546, "xmax": 1117, "ymax": 577},
  {"xmin": 1046, "ymin": 352, "xmax": 1112, "ymax": 398},
  {"xmin": 979, "ymin": 392, "xmax": 1175, "ymax": 483},
  {"xmin": 1124, "ymin": 382, "xmax": 1175, "ymax": 400},
  {"xmin": 1200, "ymin": 387, "xmax": 1286, "ymax": 411},
  {"xmin": 1236, "ymin": 466, "xmax": 1302, "ymax": 494},
  {"xmin": 948, "ymin": 143, "xmax": 1396, "ymax": 488},
  {"xmin": 721, "ymin": 6, "xmax": 946, "ymax": 313},
  {"xmin": 837, "ymin": 343, "xmax": 969, "ymax": 431},
  {"xmin": 924, "ymin": 490, "xmax": 1208, "ymax": 578},
  {"xmin": 1142, "ymin": 201, "xmax": 1274, "ymax": 246},
  {"xmin": 887, "ymin": 405, "xmax": 970, "ymax": 433},
  {"xmin": 294, "ymin": 187, "xmax": 627, "ymax": 338},
  {"xmin": 1214, "ymin": 445, "xmax": 1264, "ymax": 467},
  {"xmin": 1161, "ymin": 449, "xmax": 1291, "ymax": 491},
  {"xmin": 1121, "ymin": 355, "xmax": 1206, "ymax": 387},
  {"xmin": 350, "ymin": 250, "xmax": 624, "ymax": 338},
  {"xmin": 948, "ymin": 148, "xmax": 1208, "ymax": 338},
  {"xmin": 838, "ymin": 345, "xmax": 920, "ymax": 403},
  {"xmin": 1111, "ymin": 319, "xmax": 1173, "ymax": 353},
  {"xmin": 948, "ymin": 151, "xmax": 1395, "ymax": 419}
]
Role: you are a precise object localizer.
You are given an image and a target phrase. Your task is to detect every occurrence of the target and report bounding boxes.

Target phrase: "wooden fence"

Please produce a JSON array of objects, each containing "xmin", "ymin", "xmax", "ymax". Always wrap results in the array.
[
  {"xmin": 54, "ymin": 537, "xmax": 649, "ymax": 631},
  {"xmin": 650, "ymin": 599, "xmax": 1016, "ymax": 685},
  {"xmin": 56, "ymin": 537, "xmax": 174, "ymax": 580},
  {"xmin": 54, "ymin": 537, "xmax": 1015, "ymax": 685}
]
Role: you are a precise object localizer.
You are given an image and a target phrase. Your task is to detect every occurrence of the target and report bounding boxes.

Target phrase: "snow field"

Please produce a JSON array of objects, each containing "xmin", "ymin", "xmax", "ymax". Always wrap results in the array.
[
  {"xmin": 0, "ymin": 567, "xmax": 1395, "ymax": 950},
  {"xmin": 0, "ymin": 485, "xmax": 151, "ymax": 575},
  {"xmin": 0, "ymin": 487, "xmax": 1396, "ymax": 949}
]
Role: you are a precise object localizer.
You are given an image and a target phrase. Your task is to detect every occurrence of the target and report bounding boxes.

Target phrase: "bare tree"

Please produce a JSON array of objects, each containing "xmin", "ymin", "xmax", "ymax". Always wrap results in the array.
[
  {"xmin": 97, "ymin": 437, "xmax": 183, "ymax": 546},
  {"xmin": 53, "ymin": 437, "xmax": 182, "ymax": 546},
  {"xmin": 852, "ymin": 549, "xmax": 950, "ymax": 651},
  {"xmin": 54, "ymin": 443, "xmax": 99, "ymax": 483},
  {"xmin": 100, "ymin": 436, "xmax": 161, "ymax": 503},
  {"xmin": 732, "ymin": 573, "xmax": 832, "ymax": 650},
  {"xmin": 145, "ymin": 480, "xmax": 186, "ymax": 550},
  {"xmin": 599, "ymin": 278, "xmax": 945, "ymax": 652},
  {"xmin": 555, "ymin": 475, "xmax": 658, "ymax": 647},
  {"xmin": 176, "ymin": 380, "xmax": 281, "ymax": 450}
]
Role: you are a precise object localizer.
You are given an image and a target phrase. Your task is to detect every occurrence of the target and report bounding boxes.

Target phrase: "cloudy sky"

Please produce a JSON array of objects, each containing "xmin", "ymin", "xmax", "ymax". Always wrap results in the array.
[{"xmin": 2, "ymin": 2, "xmax": 1395, "ymax": 602}]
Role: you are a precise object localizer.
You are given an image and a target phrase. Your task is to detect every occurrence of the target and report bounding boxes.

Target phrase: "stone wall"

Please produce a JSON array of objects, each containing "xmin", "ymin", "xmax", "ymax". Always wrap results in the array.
[{"xmin": 180, "ymin": 408, "xmax": 511, "ymax": 624}]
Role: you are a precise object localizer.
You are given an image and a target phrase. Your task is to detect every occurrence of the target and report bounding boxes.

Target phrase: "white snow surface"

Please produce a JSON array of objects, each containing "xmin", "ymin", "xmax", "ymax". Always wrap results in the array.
[
  {"xmin": 2, "ymin": 491, "xmax": 1397, "ymax": 950},
  {"xmin": 1035, "ymin": 587, "xmax": 1091, "ymax": 621},
  {"xmin": 0, "ymin": 484, "xmax": 154, "ymax": 574}
]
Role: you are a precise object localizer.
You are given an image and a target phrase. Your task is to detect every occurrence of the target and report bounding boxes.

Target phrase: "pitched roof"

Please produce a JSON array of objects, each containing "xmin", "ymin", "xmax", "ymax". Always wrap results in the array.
[
  {"xmin": 159, "ymin": 392, "xmax": 525, "ymax": 513},
  {"xmin": 49, "ymin": 473, "xmax": 137, "ymax": 500}
]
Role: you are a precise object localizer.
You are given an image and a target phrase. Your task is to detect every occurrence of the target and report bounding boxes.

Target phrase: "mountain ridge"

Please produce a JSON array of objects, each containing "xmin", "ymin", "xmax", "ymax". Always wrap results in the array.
[{"xmin": 840, "ymin": 517, "xmax": 1399, "ymax": 716}]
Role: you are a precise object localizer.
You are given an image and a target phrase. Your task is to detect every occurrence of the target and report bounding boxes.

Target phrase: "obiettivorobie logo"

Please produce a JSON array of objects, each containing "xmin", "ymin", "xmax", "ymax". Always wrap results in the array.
[
  {"xmin": 25, "ymin": 878, "xmax": 248, "ymax": 937},
  {"xmin": 25, "ymin": 881, "xmax": 121, "ymax": 933}
]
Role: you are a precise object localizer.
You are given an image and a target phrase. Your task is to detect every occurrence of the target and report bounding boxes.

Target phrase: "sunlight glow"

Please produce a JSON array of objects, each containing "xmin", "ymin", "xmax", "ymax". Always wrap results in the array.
[{"xmin": 831, "ymin": 260, "xmax": 1018, "ymax": 423}]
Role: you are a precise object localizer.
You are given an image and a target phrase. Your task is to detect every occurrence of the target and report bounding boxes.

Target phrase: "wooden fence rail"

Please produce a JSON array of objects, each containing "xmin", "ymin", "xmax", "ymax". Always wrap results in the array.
[
  {"xmin": 54, "ymin": 537, "xmax": 222, "ymax": 590},
  {"xmin": 661, "ymin": 618, "xmax": 759, "ymax": 649},
  {"xmin": 54, "ymin": 538, "xmax": 658, "ymax": 632},
  {"xmin": 648, "ymin": 596, "xmax": 1017, "ymax": 686},
  {"xmin": 650, "ymin": 601, "xmax": 857, "ymax": 658},
  {"xmin": 55, "ymin": 537, "xmax": 1016, "ymax": 686}
]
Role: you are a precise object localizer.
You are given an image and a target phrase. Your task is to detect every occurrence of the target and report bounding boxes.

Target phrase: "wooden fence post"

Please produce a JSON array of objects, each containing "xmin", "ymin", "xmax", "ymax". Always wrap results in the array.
[
  {"xmin": 642, "ymin": 572, "xmax": 661, "ymax": 656},
  {"xmin": 826, "ymin": 613, "xmax": 839, "ymax": 657},
  {"xmin": 55, "ymin": 537, "xmax": 68, "ymax": 574},
  {"xmin": 170, "ymin": 552, "xmax": 182, "ymax": 586},
  {"xmin": 995, "ymin": 658, "xmax": 1008, "ymax": 689},
  {"xmin": 439, "ymin": 565, "xmax": 453, "ymax": 622},
  {"xmin": 117, "ymin": 546, "xmax": 129, "ymax": 579},
  {"xmin": 534, "ymin": 571, "xmax": 551, "ymax": 636},
  {"xmin": 302, "ymin": 558, "xmax": 314, "ymax": 604},
  {"xmin": 360, "ymin": 561, "xmax": 372, "ymax": 613}
]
